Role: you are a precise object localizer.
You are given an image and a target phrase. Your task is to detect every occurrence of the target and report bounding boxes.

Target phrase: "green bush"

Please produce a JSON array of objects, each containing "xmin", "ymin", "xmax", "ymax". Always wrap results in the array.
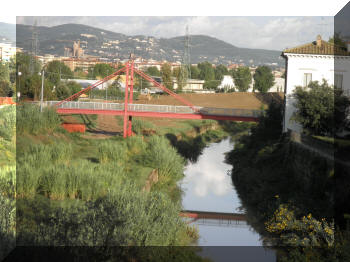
[{"xmin": 17, "ymin": 187, "xmax": 186, "ymax": 247}]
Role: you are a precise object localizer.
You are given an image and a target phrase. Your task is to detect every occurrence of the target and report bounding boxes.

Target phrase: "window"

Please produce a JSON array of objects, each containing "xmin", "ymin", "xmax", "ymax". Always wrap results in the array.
[
  {"xmin": 303, "ymin": 73, "xmax": 312, "ymax": 87},
  {"xmin": 335, "ymin": 74, "xmax": 343, "ymax": 89}
]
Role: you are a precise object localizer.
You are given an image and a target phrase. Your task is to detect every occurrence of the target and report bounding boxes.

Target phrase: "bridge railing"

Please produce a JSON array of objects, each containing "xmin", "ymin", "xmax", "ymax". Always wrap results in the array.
[{"xmin": 39, "ymin": 101, "xmax": 262, "ymax": 118}]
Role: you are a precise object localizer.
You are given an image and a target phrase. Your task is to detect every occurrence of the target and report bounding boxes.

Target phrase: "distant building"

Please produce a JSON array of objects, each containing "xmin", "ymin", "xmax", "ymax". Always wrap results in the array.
[
  {"xmin": 62, "ymin": 57, "xmax": 103, "ymax": 72},
  {"xmin": 0, "ymin": 43, "xmax": 17, "ymax": 62},
  {"xmin": 173, "ymin": 78, "xmax": 205, "ymax": 92},
  {"xmin": 64, "ymin": 40, "xmax": 85, "ymax": 58},
  {"xmin": 269, "ymin": 77, "xmax": 285, "ymax": 92},
  {"xmin": 281, "ymin": 35, "xmax": 350, "ymax": 133}
]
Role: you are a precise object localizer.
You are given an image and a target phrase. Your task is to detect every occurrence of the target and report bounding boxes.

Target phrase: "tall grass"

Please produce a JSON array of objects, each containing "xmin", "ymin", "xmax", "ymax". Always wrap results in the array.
[
  {"xmin": 140, "ymin": 136, "xmax": 184, "ymax": 180},
  {"xmin": 17, "ymin": 104, "xmax": 61, "ymax": 134},
  {"xmin": 0, "ymin": 105, "xmax": 15, "ymax": 141},
  {"xmin": 132, "ymin": 119, "xmax": 155, "ymax": 135}
]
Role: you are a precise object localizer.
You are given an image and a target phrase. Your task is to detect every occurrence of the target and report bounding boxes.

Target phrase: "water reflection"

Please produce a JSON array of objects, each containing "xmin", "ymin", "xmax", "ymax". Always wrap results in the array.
[{"xmin": 180, "ymin": 138, "xmax": 263, "ymax": 247}]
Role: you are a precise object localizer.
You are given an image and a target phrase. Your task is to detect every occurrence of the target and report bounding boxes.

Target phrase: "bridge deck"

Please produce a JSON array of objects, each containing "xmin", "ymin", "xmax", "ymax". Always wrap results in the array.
[{"xmin": 42, "ymin": 101, "xmax": 261, "ymax": 122}]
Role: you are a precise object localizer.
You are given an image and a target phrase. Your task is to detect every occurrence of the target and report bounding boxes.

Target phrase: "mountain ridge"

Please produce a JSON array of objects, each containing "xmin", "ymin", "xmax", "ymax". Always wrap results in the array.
[{"xmin": 12, "ymin": 23, "xmax": 283, "ymax": 66}]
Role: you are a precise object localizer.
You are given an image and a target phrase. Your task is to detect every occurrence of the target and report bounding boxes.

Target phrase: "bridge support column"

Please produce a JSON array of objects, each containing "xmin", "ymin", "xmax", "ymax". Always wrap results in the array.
[
  {"xmin": 123, "ymin": 62, "xmax": 129, "ymax": 138},
  {"xmin": 127, "ymin": 60, "xmax": 134, "ymax": 137}
]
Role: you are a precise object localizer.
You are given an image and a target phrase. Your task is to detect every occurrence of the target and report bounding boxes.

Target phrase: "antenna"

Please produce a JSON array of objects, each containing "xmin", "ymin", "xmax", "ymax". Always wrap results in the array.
[{"xmin": 29, "ymin": 19, "xmax": 39, "ymax": 75}]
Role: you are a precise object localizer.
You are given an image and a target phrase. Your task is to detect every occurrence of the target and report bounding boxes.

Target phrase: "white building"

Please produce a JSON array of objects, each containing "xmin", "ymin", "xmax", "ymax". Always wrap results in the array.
[
  {"xmin": 173, "ymin": 78, "xmax": 205, "ymax": 92},
  {"xmin": 217, "ymin": 75, "xmax": 235, "ymax": 91},
  {"xmin": 282, "ymin": 35, "xmax": 350, "ymax": 133},
  {"xmin": 0, "ymin": 43, "xmax": 17, "ymax": 62}
]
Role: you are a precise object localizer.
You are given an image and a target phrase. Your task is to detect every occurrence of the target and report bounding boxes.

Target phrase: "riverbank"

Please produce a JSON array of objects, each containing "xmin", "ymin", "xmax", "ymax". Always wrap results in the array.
[
  {"xmin": 226, "ymin": 103, "xmax": 350, "ymax": 260},
  {"xmin": 7, "ymin": 104, "xmax": 209, "ymax": 260}
]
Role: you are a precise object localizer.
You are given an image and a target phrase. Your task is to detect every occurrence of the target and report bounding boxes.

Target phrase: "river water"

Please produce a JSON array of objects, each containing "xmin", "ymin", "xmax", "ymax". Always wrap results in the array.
[{"xmin": 180, "ymin": 138, "xmax": 276, "ymax": 261}]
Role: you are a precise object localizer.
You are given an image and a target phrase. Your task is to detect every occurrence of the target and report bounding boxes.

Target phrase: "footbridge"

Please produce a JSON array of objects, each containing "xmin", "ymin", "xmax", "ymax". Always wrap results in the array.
[
  {"xmin": 43, "ymin": 101, "xmax": 261, "ymax": 122},
  {"xmin": 180, "ymin": 210, "xmax": 247, "ymax": 228},
  {"xmin": 52, "ymin": 58, "xmax": 261, "ymax": 138}
]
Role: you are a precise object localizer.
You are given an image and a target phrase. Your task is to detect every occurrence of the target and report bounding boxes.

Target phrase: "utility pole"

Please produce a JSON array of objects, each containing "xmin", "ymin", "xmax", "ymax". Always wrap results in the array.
[
  {"xmin": 40, "ymin": 70, "xmax": 45, "ymax": 112},
  {"xmin": 181, "ymin": 25, "xmax": 191, "ymax": 90}
]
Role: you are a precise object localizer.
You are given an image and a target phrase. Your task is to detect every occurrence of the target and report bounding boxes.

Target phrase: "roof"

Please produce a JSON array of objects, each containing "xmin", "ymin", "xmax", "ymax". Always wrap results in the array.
[{"xmin": 283, "ymin": 36, "xmax": 350, "ymax": 56}]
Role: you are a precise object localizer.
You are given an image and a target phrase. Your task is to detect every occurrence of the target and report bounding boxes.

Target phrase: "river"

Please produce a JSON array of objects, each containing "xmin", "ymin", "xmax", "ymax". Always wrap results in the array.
[{"xmin": 180, "ymin": 138, "xmax": 276, "ymax": 261}]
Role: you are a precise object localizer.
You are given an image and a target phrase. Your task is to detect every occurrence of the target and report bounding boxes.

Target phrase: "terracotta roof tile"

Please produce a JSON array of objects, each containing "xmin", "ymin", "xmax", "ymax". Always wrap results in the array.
[{"xmin": 283, "ymin": 39, "xmax": 350, "ymax": 56}]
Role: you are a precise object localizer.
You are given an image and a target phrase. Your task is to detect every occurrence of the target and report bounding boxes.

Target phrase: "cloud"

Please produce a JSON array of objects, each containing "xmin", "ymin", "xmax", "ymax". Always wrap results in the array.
[{"xmin": 16, "ymin": 16, "xmax": 334, "ymax": 51}]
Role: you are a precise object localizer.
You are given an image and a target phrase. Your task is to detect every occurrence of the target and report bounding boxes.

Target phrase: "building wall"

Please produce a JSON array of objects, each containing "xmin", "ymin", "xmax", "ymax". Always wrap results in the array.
[{"xmin": 283, "ymin": 53, "xmax": 350, "ymax": 133}]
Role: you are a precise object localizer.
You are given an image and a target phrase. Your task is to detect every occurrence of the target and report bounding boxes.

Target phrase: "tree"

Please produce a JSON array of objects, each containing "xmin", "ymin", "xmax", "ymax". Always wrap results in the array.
[
  {"xmin": 0, "ymin": 81, "xmax": 13, "ymax": 96},
  {"xmin": 253, "ymin": 66, "xmax": 275, "ymax": 93},
  {"xmin": 214, "ymin": 64, "xmax": 228, "ymax": 80},
  {"xmin": 197, "ymin": 62, "xmax": 216, "ymax": 89},
  {"xmin": 190, "ymin": 65, "xmax": 200, "ymax": 79},
  {"xmin": 45, "ymin": 61, "xmax": 73, "ymax": 86},
  {"xmin": 160, "ymin": 63, "xmax": 173, "ymax": 90},
  {"xmin": 232, "ymin": 67, "xmax": 252, "ymax": 92},
  {"xmin": 0, "ymin": 62, "xmax": 10, "ymax": 82},
  {"xmin": 146, "ymin": 66, "xmax": 161, "ymax": 77},
  {"xmin": 292, "ymin": 80, "xmax": 350, "ymax": 135},
  {"xmin": 91, "ymin": 63, "xmax": 115, "ymax": 79},
  {"xmin": 54, "ymin": 82, "xmax": 71, "ymax": 100},
  {"xmin": 66, "ymin": 81, "xmax": 82, "ymax": 96},
  {"xmin": 173, "ymin": 66, "xmax": 188, "ymax": 92}
]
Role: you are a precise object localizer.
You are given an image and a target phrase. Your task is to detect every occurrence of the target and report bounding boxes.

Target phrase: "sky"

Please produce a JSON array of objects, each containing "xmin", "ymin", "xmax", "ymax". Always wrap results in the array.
[
  {"xmin": 14, "ymin": 16, "xmax": 334, "ymax": 51},
  {"xmin": 2, "ymin": 0, "xmax": 348, "ymax": 51}
]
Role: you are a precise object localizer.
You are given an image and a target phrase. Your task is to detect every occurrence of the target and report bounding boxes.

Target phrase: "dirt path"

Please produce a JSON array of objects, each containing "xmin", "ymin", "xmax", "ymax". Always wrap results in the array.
[{"xmin": 83, "ymin": 115, "xmax": 123, "ymax": 139}]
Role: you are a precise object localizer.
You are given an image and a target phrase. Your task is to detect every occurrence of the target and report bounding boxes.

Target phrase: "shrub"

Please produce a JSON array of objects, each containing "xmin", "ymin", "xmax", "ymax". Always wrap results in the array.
[
  {"xmin": 17, "ymin": 104, "xmax": 61, "ymax": 134},
  {"xmin": 140, "ymin": 136, "xmax": 184, "ymax": 180}
]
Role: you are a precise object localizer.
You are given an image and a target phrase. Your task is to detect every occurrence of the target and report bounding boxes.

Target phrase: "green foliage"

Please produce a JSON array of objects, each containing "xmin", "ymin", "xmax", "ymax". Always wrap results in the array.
[
  {"xmin": 146, "ymin": 66, "xmax": 161, "ymax": 76},
  {"xmin": 232, "ymin": 66, "xmax": 252, "ymax": 92},
  {"xmin": 214, "ymin": 64, "xmax": 228, "ymax": 82},
  {"xmin": 265, "ymin": 204, "xmax": 334, "ymax": 247},
  {"xmin": 0, "ymin": 105, "xmax": 16, "ymax": 141},
  {"xmin": 132, "ymin": 119, "xmax": 156, "ymax": 135},
  {"xmin": 89, "ymin": 63, "xmax": 115, "ymax": 79},
  {"xmin": 160, "ymin": 63, "xmax": 173, "ymax": 90},
  {"xmin": 292, "ymin": 80, "xmax": 350, "ymax": 135},
  {"xmin": 0, "ymin": 194, "xmax": 16, "ymax": 260},
  {"xmin": 140, "ymin": 136, "xmax": 184, "ymax": 180},
  {"xmin": 45, "ymin": 61, "xmax": 73, "ymax": 86},
  {"xmin": 198, "ymin": 61, "xmax": 217, "ymax": 89},
  {"xmin": 190, "ymin": 65, "xmax": 200, "ymax": 79},
  {"xmin": 0, "ymin": 107, "xmax": 16, "ymax": 261},
  {"xmin": 17, "ymin": 104, "xmax": 62, "ymax": 135},
  {"xmin": 16, "ymin": 188, "xmax": 187, "ymax": 247},
  {"xmin": 0, "ymin": 62, "xmax": 10, "ymax": 82},
  {"xmin": 253, "ymin": 65, "xmax": 275, "ymax": 93},
  {"xmin": 55, "ymin": 82, "xmax": 71, "ymax": 100},
  {"xmin": 173, "ymin": 66, "xmax": 188, "ymax": 91}
]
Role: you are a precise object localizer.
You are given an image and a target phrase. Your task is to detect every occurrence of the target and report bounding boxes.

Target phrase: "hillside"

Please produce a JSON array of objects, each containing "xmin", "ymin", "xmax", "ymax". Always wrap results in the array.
[
  {"xmin": 14, "ymin": 23, "xmax": 284, "ymax": 66},
  {"xmin": 0, "ymin": 22, "xmax": 16, "ymax": 42}
]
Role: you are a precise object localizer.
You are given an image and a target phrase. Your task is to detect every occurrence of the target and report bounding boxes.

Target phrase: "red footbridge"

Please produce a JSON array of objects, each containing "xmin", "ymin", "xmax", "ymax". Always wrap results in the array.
[
  {"xmin": 180, "ymin": 210, "xmax": 247, "ymax": 228},
  {"xmin": 52, "ymin": 58, "xmax": 261, "ymax": 138}
]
